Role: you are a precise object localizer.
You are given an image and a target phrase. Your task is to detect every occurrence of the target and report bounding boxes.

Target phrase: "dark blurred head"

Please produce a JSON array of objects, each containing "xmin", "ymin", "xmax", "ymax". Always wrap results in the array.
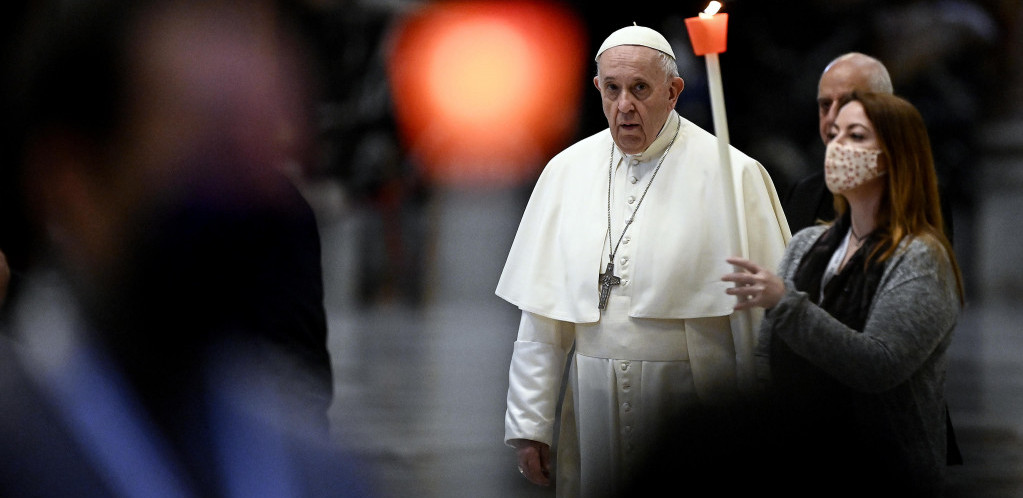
[
  {"xmin": 2, "ymin": 0, "xmax": 317, "ymax": 305},
  {"xmin": 0, "ymin": 2, "xmax": 337, "ymax": 476}
]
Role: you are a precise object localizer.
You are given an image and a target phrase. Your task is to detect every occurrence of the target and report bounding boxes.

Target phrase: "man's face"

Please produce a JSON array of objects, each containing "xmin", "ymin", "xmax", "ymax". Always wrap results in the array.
[
  {"xmin": 593, "ymin": 45, "xmax": 683, "ymax": 155},
  {"xmin": 817, "ymin": 61, "xmax": 874, "ymax": 145}
]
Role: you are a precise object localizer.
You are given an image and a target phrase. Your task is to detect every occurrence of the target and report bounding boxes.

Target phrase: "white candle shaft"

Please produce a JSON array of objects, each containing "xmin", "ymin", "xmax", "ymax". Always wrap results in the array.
[
  {"xmin": 704, "ymin": 53, "xmax": 743, "ymax": 259},
  {"xmin": 705, "ymin": 51, "xmax": 755, "ymax": 394}
]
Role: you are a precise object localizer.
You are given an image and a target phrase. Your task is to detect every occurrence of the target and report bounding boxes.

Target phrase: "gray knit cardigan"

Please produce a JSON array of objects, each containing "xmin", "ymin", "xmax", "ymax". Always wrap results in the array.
[{"xmin": 755, "ymin": 224, "xmax": 961, "ymax": 493}]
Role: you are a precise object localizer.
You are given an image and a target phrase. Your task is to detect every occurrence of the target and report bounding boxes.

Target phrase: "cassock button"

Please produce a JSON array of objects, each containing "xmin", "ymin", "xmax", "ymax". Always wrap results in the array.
[
  {"xmin": 627, "ymin": 196, "xmax": 635, "ymax": 204},
  {"xmin": 620, "ymin": 361, "xmax": 629, "ymax": 371},
  {"xmin": 629, "ymin": 176, "xmax": 638, "ymax": 184},
  {"xmin": 630, "ymin": 159, "xmax": 639, "ymax": 166},
  {"xmin": 622, "ymin": 279, "xmax": 629, "ymax": 286},
  {"xmin": 622, "ymin": 402, "xmax": 632, "ymax": 412},
  {"xmin": 623, "ymin": 235, "xmax": 631, "ymax": 244}
]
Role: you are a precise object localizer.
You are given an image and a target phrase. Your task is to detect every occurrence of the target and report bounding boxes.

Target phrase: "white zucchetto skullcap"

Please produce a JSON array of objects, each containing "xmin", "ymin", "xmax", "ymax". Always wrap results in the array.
[{"xmin": 596, "ymin": 24, "xmax": 675, "ymax": 61}]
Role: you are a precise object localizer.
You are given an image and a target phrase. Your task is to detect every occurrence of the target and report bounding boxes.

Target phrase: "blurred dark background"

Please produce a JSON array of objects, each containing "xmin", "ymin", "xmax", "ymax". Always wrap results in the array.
[{"xmin": 2, "ymin": 0, "xmax": 1022, "ymax": 496}]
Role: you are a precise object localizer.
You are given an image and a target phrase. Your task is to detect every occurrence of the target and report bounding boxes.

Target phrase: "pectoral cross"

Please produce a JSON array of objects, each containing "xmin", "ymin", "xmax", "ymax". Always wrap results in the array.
[{"xmin": 598, "ymin": 262, "xmax": 621, "ymax": 310}]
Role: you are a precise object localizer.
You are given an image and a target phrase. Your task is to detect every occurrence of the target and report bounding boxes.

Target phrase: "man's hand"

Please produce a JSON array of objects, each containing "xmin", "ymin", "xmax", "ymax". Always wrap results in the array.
[{"xmin": 510, "ymin": 438, "xmax": 551, "ymax": 486}]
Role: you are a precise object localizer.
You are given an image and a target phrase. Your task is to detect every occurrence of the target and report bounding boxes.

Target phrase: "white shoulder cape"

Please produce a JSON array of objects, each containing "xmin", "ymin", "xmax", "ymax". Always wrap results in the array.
[{"xmin": 496, "ymin": 113, "xmax": 791, "ymax": 324}]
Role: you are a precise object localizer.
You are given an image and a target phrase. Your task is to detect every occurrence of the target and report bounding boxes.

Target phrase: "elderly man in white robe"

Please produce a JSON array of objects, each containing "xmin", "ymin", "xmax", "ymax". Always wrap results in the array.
[{"xmin": 497, "ymin": 25, "xmax": 791, "ymax": 497}]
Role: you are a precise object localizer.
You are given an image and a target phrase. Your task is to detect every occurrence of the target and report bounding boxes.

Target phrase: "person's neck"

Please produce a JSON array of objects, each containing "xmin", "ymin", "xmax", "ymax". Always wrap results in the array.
[{"xmin": 843, "ymin": 180, "xmax": 883, "ymax": 239}]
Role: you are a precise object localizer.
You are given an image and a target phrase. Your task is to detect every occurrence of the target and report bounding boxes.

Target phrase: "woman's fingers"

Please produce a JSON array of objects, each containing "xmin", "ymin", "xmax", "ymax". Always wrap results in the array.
[
  {"xmin": 722, "ymin": 257, "xmax": 782, "ymax": 310},
  {"xmin": 725, "ymin": 256, "xmax": 759, "ymax": 273}
]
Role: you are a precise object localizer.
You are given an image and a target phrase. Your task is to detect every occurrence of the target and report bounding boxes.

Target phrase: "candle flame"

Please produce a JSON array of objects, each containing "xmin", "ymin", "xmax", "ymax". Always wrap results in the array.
[{"xmin": 702, "ymin": 1, "xmax": 722, "ymax": 15}]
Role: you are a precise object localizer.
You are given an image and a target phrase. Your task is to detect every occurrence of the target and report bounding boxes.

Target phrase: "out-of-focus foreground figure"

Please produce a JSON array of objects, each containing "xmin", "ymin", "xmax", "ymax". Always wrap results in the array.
[{"xmin": 0, "ymin": 0, "xmax": 371, "ymax": 496}]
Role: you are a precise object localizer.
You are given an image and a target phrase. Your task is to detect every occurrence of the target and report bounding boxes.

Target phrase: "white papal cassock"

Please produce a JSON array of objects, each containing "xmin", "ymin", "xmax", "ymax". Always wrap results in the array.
[{"xmin": 497, "ymin": 111, "xmax": 791, "ymax": 497}]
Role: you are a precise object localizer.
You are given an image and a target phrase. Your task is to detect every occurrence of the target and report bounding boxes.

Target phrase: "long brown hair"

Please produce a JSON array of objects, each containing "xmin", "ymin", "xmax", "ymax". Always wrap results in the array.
[{"xmin": 832, "ymin": 92, "xmax": 964, "ymax": 301}]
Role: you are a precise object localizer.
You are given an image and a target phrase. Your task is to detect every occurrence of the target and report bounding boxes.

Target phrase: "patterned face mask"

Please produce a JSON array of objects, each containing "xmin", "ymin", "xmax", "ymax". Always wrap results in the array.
[{"xmin": 824, "ymin": 141, "xmax": 885, "ymax": 193}]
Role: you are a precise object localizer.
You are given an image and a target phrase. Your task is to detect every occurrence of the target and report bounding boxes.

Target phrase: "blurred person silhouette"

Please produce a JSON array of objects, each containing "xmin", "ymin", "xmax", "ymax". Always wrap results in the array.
[
  {"xmin": 0, "ymin": 0, "xmax": 370, "ymax": 496},
  {"xmin": 717, "ymin": 92, "xmax": 964, "ymax": 496},
  {"xmin": 287, "ymin": 1, "xmax": 428, "ymax": 308},
  {"xmin": 496, "ymin": 25, "xmax": 790, "ymax": 497}
]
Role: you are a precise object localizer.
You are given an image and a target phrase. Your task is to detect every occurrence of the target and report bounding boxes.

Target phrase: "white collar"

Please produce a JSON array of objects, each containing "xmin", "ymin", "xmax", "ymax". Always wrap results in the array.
[{"xmin": 619, "ymin": 111, "xmax": 681, "ymax": 163}]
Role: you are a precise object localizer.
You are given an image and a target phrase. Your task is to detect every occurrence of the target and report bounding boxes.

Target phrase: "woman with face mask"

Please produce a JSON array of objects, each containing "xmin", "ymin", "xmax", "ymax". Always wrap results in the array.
[{"xmin": 719, "ymin": 92, "xmax": 964, "ymax": 496}]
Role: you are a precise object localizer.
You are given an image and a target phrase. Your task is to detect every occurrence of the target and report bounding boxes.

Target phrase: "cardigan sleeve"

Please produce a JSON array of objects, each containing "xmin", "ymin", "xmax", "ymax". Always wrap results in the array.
[
  {"xmin": 757, "ymin": 235, "xmax": 960, "ymax": 393},
  {"xmin": 753, "ymin": 226, "xmax": 824, "ymax": 387}
]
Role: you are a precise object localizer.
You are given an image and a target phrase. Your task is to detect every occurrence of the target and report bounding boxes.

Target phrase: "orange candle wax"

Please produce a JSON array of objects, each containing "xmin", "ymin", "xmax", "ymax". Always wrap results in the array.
[{"xmin": 684, "ymin": 13, "xmax": 728, "ymax": 56}]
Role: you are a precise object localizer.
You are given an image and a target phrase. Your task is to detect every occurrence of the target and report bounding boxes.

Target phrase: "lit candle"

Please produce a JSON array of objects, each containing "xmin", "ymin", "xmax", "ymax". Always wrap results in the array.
[
  {"xmin": 686, "ymin": 2, "xmax": 728, "ymax": 56},
  {"xmin": 685, "ymin": 3, "xmax": 753, "ymax": 373},
  {"xmin": 684, "ymin": 2, "xmax": 739, "ymax": 254}
]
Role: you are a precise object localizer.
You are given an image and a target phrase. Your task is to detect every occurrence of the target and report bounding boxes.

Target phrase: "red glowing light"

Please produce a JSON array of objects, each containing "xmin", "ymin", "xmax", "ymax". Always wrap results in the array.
[{"xmin": 387, "ymin": 1, "xmax": 587, "ymax": 186}]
